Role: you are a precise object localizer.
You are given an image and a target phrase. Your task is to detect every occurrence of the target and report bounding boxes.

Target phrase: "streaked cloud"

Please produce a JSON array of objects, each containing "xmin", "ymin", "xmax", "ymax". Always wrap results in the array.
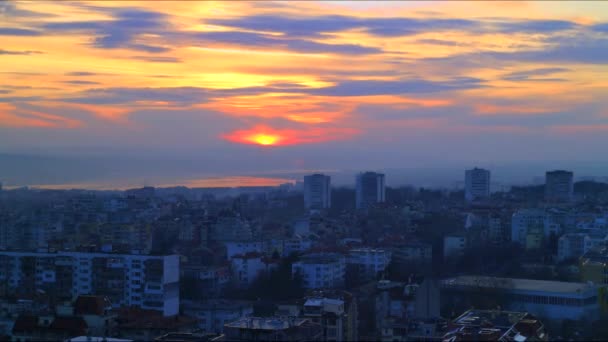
[{"xmin": 1, "ymin": 0, "xmax": 607, "ymax": 174}]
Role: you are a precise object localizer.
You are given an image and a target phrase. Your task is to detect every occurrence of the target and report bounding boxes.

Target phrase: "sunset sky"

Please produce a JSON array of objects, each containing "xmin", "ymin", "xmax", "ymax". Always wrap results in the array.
[{"xmin": 1, "ymin": 1, "xmax": 608, "ymax": 188}]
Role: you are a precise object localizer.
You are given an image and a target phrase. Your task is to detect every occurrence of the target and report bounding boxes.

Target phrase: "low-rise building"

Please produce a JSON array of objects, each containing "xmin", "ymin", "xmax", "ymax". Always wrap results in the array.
[
  {"xmin": 221, "ymin": 317, "xmax": 323, "ymax": 341},
  {"xmin": 231, "ymin": 253, "xmax": 278, "ymax": 289},
  {"xmin": 391, "ymin": 242, "xmax": 432, "ymax": 265},
  {"xmin": 182, "ymin": 300, "xmax": 253, "ymax": 334},
  {"xmin": 558, "ymin": 233, "xmax": 591, "ymax": 261},
  {"xmin": 347, "ymin": 248, "xmax": 391, "ymax": 283},
  {"xmin": 442, "ymin": 309, "xmax": 548, "ymax": 341},
  {"xmin": 292, "ymin": 253, "xmax": 346, "ymax": 289},
  {"xmin": 443, "ymin": 235, "xmax": 466, "ymax": 259},
  {"xmin": 441, "ymin": 276, "xmax": 600, "ymax": 321}
]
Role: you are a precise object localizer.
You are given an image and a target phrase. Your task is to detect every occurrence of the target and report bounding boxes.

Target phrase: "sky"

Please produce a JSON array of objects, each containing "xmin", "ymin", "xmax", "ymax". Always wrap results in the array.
[{"xmin": 1, "ymin": 1, "xmax": 608, "ymax": 189}]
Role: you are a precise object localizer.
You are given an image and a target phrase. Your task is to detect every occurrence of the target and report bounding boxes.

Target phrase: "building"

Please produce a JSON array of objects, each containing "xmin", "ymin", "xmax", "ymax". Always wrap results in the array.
[
  {"xmin": 442, "ymin": 309, "xmax": 548, "ymax": 341},
  {"xmin": 225, "ymin": 241, "xmax": 263, "ymax": 259},
  {"xmin": 292, "ymin": 253, "xmax": 346, "ymax": 289},
  {"xmin": 511, "ymin": 209, "xmax": 545, "ymax": 246},
  {"xmin": 355, "ymin": 172, "xmax": 385, "ymax": 210},
  {"xmin": 72, "ymin": 295, "xmax": 116, "ymax": 337},
  {"xmin": 441, "ymin": 276, "xmax": 599, "ymax": 320},
  {"xmin": 580, "ymin": 247, "xmax": 608, "ymax": 285},
  {"xmin": 231, "ymin": 252, "xmax": 278, "ymax": 289},
  {"xmin": 222, "ymin": 317, "xmax": 323, "ymax": 341},
  {"xmin": 182, "ymin": 300, "xmax": 253, "ymax": 334},
  {"xmin": 465, "ymin": 168, "xmax": 491, "ymax": 202},
  {"xmin": 304, "ymin": 174, "xmax": 331, "ymax": 210},
  {"xmin": 282, "ymin": 237, "xmax": 313, "ymax": 257},
  {"xmin": 303, "ymin": 297, "xmax": 345, "ymax": 341},
  {"xmin": 390, "ymin": 242, "xmax": 433, "ymax": 265},
  {"xmin": 443, "ymin": 234, "xmax": 466, "ymax": 259},
  {"xmin": 558, "ymin": 233, "xmax": 592, "ymax": 261},
  {"xmin": 305, "ymin": 289, "xmax": 358, "ymax": 341},
  {"xmin": 347, "ymin": 248, "xmax": 392, "ymax": 283},
  {"xmin": 0, "ymin": 251, "xmax": 180, "ymax": 316},
  {"xmin": 114, "ymin": 307, "xmax": 198, "ymax": 341},
  {"xmin": 545, "ymin": 170, "xmax": 574, "ymax": 202}
]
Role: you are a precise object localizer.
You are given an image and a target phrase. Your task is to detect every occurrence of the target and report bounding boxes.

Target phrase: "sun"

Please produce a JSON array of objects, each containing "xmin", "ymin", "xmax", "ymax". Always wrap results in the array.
[{"xmin": 252, "ymin": 133, "xmax": 279, "ymax": 146}]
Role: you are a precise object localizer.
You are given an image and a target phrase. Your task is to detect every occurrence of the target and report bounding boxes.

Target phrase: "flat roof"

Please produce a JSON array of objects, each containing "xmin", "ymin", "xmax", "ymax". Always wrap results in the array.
[
  {"xmin": 442, "ymin": 276, "xmax": 596, "ymax": 294},
  {"xmin": 225, "ymin": 317, "xmax": 307, "ymax": 330}
]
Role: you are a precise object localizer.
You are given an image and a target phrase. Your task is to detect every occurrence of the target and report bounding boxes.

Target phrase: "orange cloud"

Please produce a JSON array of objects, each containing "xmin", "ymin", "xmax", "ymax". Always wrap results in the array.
[
  {"xmin": 0, "ymin": 103, "xmax": 81, "ymax": 128},
  {"xmin": 202, "ymin": 94, "xmax": 353, "ymax": 124},
  {"xmin": 40, "ymin": 102, "xmax": 131, "ymax": 123},
  {"xmin": 222, "ymin": 125, "xmax": 359, "ymax": 146}
]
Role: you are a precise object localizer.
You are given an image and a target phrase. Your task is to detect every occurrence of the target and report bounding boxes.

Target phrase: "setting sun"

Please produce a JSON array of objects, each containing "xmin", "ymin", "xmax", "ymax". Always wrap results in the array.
[{"xmin": 252, "ymin": 133, "xmax": 279, "ymax": 146}]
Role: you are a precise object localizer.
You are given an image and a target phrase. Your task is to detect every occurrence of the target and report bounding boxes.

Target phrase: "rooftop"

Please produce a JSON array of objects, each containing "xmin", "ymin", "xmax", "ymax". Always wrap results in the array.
[
  {"xmin": 224, "ymin": 317, "xmax": 308, "ymax": 331},
  {"xmin": 442, "ymin": 275, "xmax": 596, "ymax": 294}
]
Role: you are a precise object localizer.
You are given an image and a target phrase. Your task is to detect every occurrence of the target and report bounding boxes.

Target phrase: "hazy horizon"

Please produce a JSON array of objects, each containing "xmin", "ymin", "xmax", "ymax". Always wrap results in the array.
[{"xmin": 1, "ymin": 152, "xmax": 607, "ymax": 190}]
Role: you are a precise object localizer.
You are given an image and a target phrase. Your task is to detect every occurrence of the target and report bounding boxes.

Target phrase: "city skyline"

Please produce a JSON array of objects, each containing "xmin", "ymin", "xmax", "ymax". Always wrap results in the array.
[{"xmin": 2, "ymin": 1, "xmax": 608, "ymax": 188}]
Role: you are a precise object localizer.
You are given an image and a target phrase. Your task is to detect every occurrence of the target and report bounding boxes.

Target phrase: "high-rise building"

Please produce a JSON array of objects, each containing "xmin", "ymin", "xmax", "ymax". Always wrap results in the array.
[
  {"xmin": 303, "ymin": 174, "xmax": 331, "ymax": 210},
  {"xmin": 355, "ymin": 172, "xmax": 385, "ymax": 209},
  {"xmin": 545, "ymin": 170, "xmax": 574, "ymax": 202},
  {"xmin": 464, "ymin": 168, "xmax": 490, "ymax": 202}
]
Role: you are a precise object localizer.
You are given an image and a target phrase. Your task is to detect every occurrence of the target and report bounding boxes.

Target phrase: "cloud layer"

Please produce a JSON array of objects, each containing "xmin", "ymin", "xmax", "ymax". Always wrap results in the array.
[{"xmin": 1, "ymin": 0, "xmax": 608, "ymax": 179}]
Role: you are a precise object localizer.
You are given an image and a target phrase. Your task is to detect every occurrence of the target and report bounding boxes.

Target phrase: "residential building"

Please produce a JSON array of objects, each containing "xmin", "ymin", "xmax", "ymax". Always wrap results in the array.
[
  {"xmin": 511, "ymin": 209, "xmax": 545, "ymax": 246},
  {"xmin": 390, "ymin": 242, "xmax": 432, "ymax": 265},
  {"xmin": 231, "ymin": 252, "xmax": 278, "ymax": 289},
  {"xmin": 442, "ymin": 309, "xmax": 548, "ymax": 341},
  {"xmin": 441, "ymin": 276, "xmax": 600, "ymax": 320},
  {"xmin": 347, "ymin": 248, "xmax": 392, "ymax": 283},
  {"xmin": 225, "ymin": 241, "xmax": 263, "ymax": 260},
  {"xmin": 292, "ymin": 253, "xmax": 346, "ymax": 289},
  {"xmin": 0, "ymin": 250, "xmax": 180, "ymax": 316},
  {"xmin": 305, "ymin": 290, "xmax": 359, "ymax": 341},
  {"xmin": 443, "ymin": 234, "xmax": 466, "ymax": 259},
  {"xmin": 355, "ymin": 172, "xmax": 385, "ymax": 210},
  {"xmin": 304, "ymin": 174, "xmax": 331, "ymax": 210},
  {"xmin": 283, "ymin": 237, "xmax": 313, "ymax": 257},
  {"xmin": 72, "ymin": 295, "xmax": 116, "ymax": 337},
  {"xmin": 182, "ymin": 300, "xmax": 253, "ymax": 334},
  {"xmin": 303, "ymin": 297, "xmax": 345, "ymax": 341},
  {"xmin": 113, "ymin": 308, "xmax": 198, "ymax": 341},
  {"xmin": 558, "ymin": 233, "xmax": 592, "ymax": 261},
  {"xmin": 222, "ymin": 317, "xmax": 323, "ymax": 341},
  {"xmin": 465, "ymin": 168, "xmax": 491, "ymax": 202},
  {"xmin": 545, "ymin": 170, "xmax": 574, "ymax": 202},
  {"xmin": 525, "ymin": 226, "xmax": 543, "ymax": 250}
]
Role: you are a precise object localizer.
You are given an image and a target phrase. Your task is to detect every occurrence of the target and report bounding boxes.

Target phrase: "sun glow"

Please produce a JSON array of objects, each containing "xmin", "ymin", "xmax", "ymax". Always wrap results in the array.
[{"xmin": 252, "ymin": 133, "xmax": 279, "ymax": 146}]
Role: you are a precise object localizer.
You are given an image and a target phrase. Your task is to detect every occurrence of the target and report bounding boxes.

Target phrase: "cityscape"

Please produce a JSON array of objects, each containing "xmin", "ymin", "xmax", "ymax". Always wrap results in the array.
[
  {"xmin": 1, "ymin": 167, "xmax": 608, "ymax": 341},
  {"xmin": 2, "ymin": 0, "xmax": 608, "ymax": 341}
]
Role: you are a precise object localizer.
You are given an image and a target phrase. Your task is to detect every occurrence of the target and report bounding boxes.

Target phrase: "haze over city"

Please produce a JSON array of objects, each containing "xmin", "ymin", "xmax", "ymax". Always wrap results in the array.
[{"xmin": 2, "ymin": 0, "xmax": 608, "ymax": 189}]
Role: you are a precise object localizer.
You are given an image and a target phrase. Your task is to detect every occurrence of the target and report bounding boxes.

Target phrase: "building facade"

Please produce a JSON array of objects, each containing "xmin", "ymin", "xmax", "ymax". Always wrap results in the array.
[
  {"xmin": 545, "ymin": 170, "xmax": 574, "ymax": 202},
  {"xmin": 441, "ymin": 276, "xmax": 599, "ymax": 321},
  {"xmin": 347, "ymin": 248, "xmax": 391, "ymax": 283},
  {"xmin": 0, "ymin": 251, "xmax": 179, "ymax": 316},
  {"xmin": 465, "ymin": 168, "xmax": 491, "ymax": 202},
  {"xmin": 292, "ymin": 253, "xmax": 346, "ymax": 289},
  {"xmin": 304, "ymin": 174, "xmax": 332, "ymax": 210},
  {"xmin": 355, "ymin": 172, "xmax": 385, "ymax": 210}
]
